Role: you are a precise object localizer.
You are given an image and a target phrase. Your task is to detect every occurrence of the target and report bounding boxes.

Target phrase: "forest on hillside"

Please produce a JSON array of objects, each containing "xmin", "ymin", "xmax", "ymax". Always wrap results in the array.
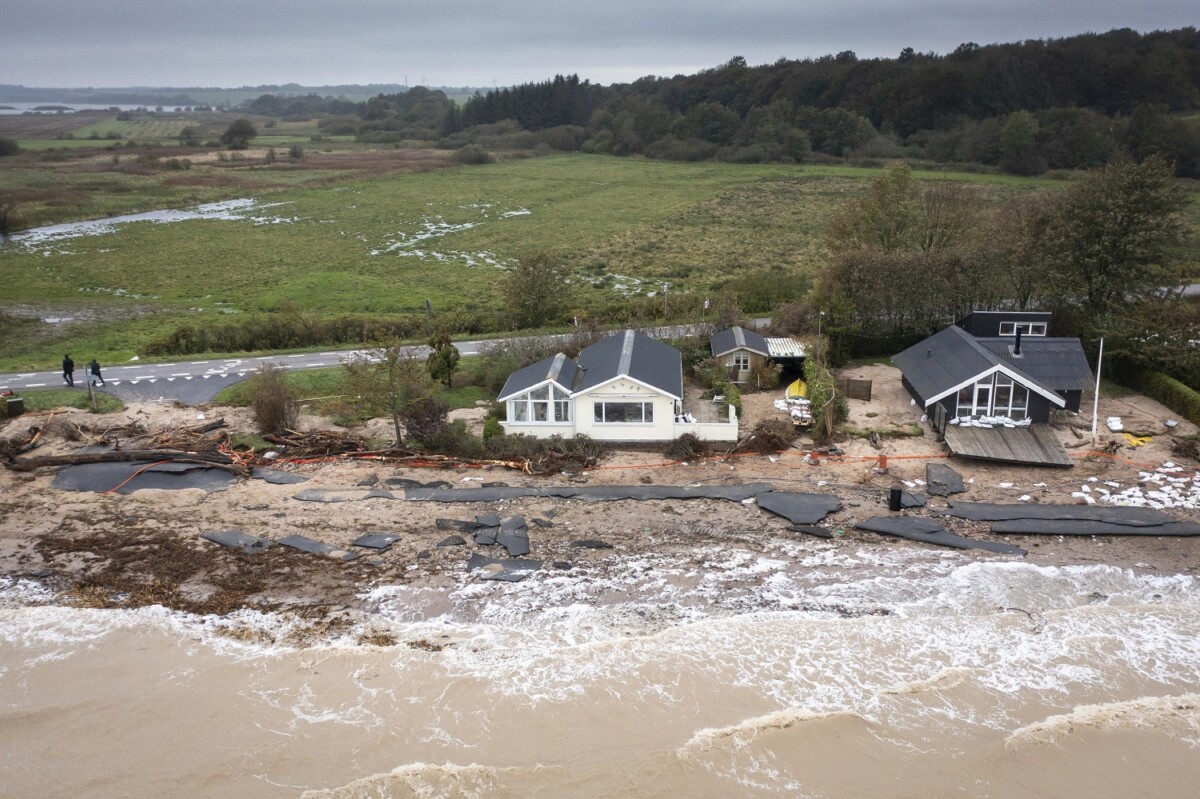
[{"xmin": 255, "ymin": 28, "xmax": 1199, "ymax": 176}]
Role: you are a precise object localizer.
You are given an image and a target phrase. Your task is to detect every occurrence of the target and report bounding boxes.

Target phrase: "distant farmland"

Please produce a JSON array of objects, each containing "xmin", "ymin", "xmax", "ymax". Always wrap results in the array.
[{"xmin": 0, "ymin": 153, "xmax": 1072, "ymax": 370}]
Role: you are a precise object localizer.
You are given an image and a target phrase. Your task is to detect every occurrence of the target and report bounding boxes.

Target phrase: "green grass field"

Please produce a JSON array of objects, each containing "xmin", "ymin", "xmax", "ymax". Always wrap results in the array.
[{"xmin": 2, "ymin": 153, "xmax": 1196, "ymax": 372}]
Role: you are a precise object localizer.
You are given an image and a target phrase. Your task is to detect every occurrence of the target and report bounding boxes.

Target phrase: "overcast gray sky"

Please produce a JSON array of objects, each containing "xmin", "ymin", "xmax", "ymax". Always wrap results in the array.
[{"xmin": 2, "ymin": 0, "xmax": 1194, "ymax": 89}]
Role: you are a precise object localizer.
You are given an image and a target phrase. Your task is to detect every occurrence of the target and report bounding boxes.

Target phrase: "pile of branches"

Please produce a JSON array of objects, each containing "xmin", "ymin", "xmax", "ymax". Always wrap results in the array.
[
  {"xmin": 664, "ymin": 433, "xmax": 711, "ymax": 461},
  {"xmin": 1172, "ymin": 437, "xmax": 1200, "ymax": 461},
  {"xmin": 737, "ymin": 419, "xmax": 799, "ymax": 453},
  {"xmin": 262, "ymin": 429, "xmax": 376, "ymax": 457}
]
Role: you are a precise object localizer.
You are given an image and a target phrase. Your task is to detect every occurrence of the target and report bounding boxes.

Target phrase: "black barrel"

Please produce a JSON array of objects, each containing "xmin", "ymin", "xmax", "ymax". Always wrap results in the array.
[{"xmin": 888, "ymin": 487, "xmax": 903, "ymax": 512}]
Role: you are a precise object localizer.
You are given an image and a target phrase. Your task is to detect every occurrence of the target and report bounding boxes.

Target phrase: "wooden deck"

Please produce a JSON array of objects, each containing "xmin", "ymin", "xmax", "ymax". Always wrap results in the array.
[{"xmin": 942, "ymin": 423, "xmax": 1073, "ymax": 467}]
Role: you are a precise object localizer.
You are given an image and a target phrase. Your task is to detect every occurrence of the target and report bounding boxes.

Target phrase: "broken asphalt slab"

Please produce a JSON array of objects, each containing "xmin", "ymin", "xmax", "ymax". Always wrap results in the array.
[
  {"xmin": 403, "ymin": 483, "xmax": 775, "ymax": 503},
  {"xmin": 990, "ymin": 519, "xmax": 1200, "ymax": 536},
  {"xmin": 292, "ymin": 488, "xmax": 396, "ymax": 503},
  {"xmin": 201, "ymin": 529, "xmax": 275, "ymax": 554},
  {"xmin": 944, "ymin": 502, "xmax": 1189, "ymax": 528},
  {"xmin": 497, "ymin": 517, "xmax": 530, "ymax": 557},
  {"xmin": 277, "ymin": 534, "xmax": 360, "ymax": 562},
  {"xmin": 787, "ymin": 525, "xmax": 836, "ymax": 539},
  {"xmin": 251, "ymin": 467, "xmax": 309, "ymax": 485},
  {"xmin": 754, "ymin": 492, "xmax": 844, "ymax": 525},
  {"xmin": 352, "ymin": 533, "xmax": 402, "ymax": 549},
  {"xmin": 467, "ymin": 553, "xmax": 542, "ymax": 582},
  {"xmin": 437, "ymin": 535, "xmax": 468, "ymax": 547},
  {"xmin": 856, "ymin": 516, "xmax": 1027, "ymax": 555},
  {"xmin": 926, "ymin": 463, "xmax": 966, "ymax": 497},
  {"xmin": 53, "ymin": 461, "xmax": 236, "ymax": 494}
]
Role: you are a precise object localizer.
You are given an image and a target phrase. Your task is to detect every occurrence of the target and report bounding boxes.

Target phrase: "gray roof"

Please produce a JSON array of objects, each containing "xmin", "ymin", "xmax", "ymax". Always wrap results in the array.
[
  {"xmin": 577, "ymin": 330, "xmax": 683, "ymax": 399},
  {"xmin": 710, "ymin": 326, "xmax": 769, "ymax": 358},
  {"xmin": 975, "ymin": 337, "xmax": 1093, "ymax": 392},
  {"xmin": 893, "ymin": 325, "xmax": 998, "ymax": 403},
  {"xmin": 893, "ymin": 324, "xmax": 1088, "ymax": 405},
  {"xmin": 497, "ymin": 352, "xmax": 582, "ymax": 400}
]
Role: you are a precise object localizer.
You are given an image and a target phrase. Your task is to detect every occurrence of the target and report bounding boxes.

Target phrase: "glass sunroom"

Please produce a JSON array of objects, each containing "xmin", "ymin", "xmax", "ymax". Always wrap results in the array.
[{"xmin": 508, "ymin": 384, "xmax": 572, "ymax": 423}]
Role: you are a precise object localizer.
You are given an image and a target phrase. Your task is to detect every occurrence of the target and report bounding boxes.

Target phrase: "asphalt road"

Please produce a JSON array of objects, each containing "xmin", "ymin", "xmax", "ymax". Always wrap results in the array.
[{"xmin": 0, "ymin": 322, "xmax": 749, "ymax": 406}]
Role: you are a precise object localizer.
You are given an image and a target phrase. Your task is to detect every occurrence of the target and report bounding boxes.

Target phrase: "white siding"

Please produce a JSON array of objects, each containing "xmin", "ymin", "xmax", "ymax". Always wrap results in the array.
[
  {"xmin": 574, "ymin": 379, "xmax": 676, "ymax": 441},
  {"xmin": 499, "ymin": 422, "xmax": 577, "ymax": 438}
]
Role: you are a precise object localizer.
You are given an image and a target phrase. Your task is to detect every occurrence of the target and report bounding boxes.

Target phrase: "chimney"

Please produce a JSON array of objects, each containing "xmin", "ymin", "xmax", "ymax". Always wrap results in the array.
[
  {"xmin": 1014, "ymin": 327, "xmax": 1022, "ymax": 356},
  {"xmin": 926, "ymin": 347, "xmax": 932, "ymax": 359}
]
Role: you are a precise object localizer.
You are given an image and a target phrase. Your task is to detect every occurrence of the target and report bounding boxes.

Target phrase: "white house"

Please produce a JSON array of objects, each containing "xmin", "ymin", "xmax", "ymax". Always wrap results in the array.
[{"xmin": 498, "ymin": 330, "xmax": 738, "ymax": 442}]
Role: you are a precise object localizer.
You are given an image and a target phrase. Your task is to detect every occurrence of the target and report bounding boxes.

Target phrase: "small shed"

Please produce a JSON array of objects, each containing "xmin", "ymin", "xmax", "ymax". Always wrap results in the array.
[{"xmin": 710, "ymin": 326, "xmax": 770, "ymax": 384}]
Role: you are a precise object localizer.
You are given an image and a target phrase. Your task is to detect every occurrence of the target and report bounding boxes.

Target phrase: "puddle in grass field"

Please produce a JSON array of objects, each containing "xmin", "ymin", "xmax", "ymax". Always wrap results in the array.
[
  {"xmin": 369, "ymin": 203, "xmax": 530, "ymax": 268},
  {"xmin": 7, "ymin": 199, "xmax": 301, "ymax": 253}
]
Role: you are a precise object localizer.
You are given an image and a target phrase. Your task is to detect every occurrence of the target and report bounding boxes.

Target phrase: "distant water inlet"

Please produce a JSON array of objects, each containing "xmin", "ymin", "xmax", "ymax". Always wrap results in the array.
[
  {"xmin": 2, "ymin": 558, "xmax": 1200, "ymax": 798},
  {"xmin": 7, "ymin": 199, "xmax": 300, "ymax": 251}
]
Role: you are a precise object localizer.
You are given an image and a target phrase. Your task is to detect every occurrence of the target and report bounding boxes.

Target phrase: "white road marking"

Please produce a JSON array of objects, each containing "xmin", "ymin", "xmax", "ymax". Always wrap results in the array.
[
  {"xmin": 306, "ymin": 363, "xmax": 325, "ymax": 367},
  {"xmin": 171, "ymin": 373, "xmax": 191, "ymax": 377},
  {"xmin": 27, "ymin": 382, "xmax": 46, "ymax": 387},
  {"xmin": 287, "ymin": 354, "xmax": 305, "ymax": 358},
  {"xmin": 17, "ymin": 373, "xmax": 35, "ymax": 378},
  {"xmin": 191, "ymin": 361, "xmax": 208, "ymax": 365},
  {"xmin": 256, "ymin": 356, "xmax": 271, "ymax": 360},
  {"xmin": 122, "ymin": 366, "xmax": 139, "ymax": 370}
]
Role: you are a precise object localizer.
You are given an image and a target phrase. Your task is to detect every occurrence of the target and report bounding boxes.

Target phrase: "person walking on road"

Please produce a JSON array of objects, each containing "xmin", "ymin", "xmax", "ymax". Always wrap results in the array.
[
  {"xmin": 89, "ymin": 358, "xmax": 105, "ymax": 387},
  {"xmin": 62, "ymin": 354, "xmax": 75, "ymax": 387}
]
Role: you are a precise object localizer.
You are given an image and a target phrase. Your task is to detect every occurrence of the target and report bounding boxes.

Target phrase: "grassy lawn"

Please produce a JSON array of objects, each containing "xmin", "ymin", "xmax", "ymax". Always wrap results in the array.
[
  {"xmin": 213, "ymin": 367, "xmax": 491, "ymax": 417},
  {"xmin": 7, "ymin": 388, "xmax": 124, "ymax": 414}
]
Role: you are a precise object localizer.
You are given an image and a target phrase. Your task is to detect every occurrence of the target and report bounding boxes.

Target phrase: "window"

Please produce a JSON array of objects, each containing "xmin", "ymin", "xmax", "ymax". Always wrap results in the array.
[
  {"xmin": 732, "ymin": 353, "xmax": 750, "ymax": 371},
  {"xmin": 956, "ymin": 374, "xmax": 1031, "ymax": 419},
  {"xmin": 594, "ymin": 401, "xmax": 654, "ymax": 423},
  {"xmin": 999, "ymin": 321, "xmax": 1047, "ymax": 336},
  {"xmin": 509, "ymin": 384, "xmax": 571, "ymax": 424}
]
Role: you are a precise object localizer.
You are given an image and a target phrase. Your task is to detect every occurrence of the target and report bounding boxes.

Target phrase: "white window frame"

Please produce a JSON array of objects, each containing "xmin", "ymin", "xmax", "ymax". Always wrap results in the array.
[
  {"xmin": 509, "ymin": 384, "xmax": 571, "ymax": 424},
  {"xmin": 956, "ymin": 374, "xmax": 1030, "ymax": 419},
  {"xmin": 999, "ymin": 321, "xmax": 1047, "ymax": 337},
  {"xmin": 593, "ymin": 401, "xmax": 655, "ymax": 424},
  {"xmin": 732, "ymin": 353, "xmax": 751, "ymax": 371}
]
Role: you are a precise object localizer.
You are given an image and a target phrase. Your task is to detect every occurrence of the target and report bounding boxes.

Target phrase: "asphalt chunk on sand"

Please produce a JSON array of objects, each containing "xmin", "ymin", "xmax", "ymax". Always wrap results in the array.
[{"xmin": 856, "ymin": 516, "xmax": 1027, "ymax": 555}]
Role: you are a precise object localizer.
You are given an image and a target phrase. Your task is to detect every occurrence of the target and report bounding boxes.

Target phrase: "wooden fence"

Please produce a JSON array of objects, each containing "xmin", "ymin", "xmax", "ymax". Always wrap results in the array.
[{"xmin": 837, "ymin": 378, "xmax": 873, "ymax": 402}]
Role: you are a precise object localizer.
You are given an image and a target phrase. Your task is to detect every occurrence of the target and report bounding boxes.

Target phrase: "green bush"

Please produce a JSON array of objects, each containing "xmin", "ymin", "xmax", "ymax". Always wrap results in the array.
[
  {"xmin": 482, "ymin": 416, "xmax": 503, "ymax": 441},
  {"xmin": 1133, "ymin": 370, "xmax": 1200, "ymax": 426},
  {"xmin": 246, "ymin": 365, "xmax": 299, "ymax": 433},
  {"xmin": 451, "ymin": 144, "xmax": 493, "ymax": 164}
]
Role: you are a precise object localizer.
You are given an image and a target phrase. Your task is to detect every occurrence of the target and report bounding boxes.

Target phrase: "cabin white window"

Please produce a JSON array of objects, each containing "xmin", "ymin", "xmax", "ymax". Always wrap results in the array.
[
  {"xmin": 956, "ymin": 375, "xmax": 1029, "ymax": 419},
  {"xmin": 732, "ymin": 353, "xmax": 751, "ymax": 371},
  {"xmin": 999, "ymin": 321, "xmax": 1047, "ymax": 336},
  {"xmin": 509, "ymin": 384, "xmax": 571, "ymax": 423},
  {"xmin": 594, "ymin": 401, "xmax": 654, "ymax": 423},
  {"xmin": 992, "ymin": 376, "xmax": 1029, "ymax": 420}
]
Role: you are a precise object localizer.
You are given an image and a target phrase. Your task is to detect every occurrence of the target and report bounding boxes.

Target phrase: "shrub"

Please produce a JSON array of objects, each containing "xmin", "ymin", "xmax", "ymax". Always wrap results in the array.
[
  {"xmin": 400, "ymin": 395, "xmax": 449, "ymax": 445},
  {"xmin": 246, "ymin": 365, "xmax": 299, "ymax": 434},
  {"xmin": 0, "ymin": 136, "xmax": 20, "ymax": 157},
  {"xmin": 450, "ymin": 144, "xmax": 493, "ymax": 164},
  {"xmin": 426, "ymin": 419, "xmax": 484, "ymax": 457},
  {"xmin": 482, "ymin": 416, "xmax": 504, "ymax": 441},
  {"xmin": 1133, "ymin": 370, "xmax": 1200, "ymax": 426}
]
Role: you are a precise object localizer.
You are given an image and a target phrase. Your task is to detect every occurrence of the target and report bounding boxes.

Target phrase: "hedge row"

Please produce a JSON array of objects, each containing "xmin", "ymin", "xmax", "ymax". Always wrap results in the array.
[{"xmin": 1133, "ymin": 370, "xmax": 1200, "ymax": 426}]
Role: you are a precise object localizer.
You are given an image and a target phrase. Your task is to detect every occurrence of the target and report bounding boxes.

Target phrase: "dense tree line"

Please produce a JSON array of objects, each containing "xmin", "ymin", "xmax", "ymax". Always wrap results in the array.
[
  {"xmin": 811, "ymin": 159, "xmax": 1198, "ymax": 385},
  {"xmin": 452, "ymin": 29, "xmax": 1200, "ymax": 175}
]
